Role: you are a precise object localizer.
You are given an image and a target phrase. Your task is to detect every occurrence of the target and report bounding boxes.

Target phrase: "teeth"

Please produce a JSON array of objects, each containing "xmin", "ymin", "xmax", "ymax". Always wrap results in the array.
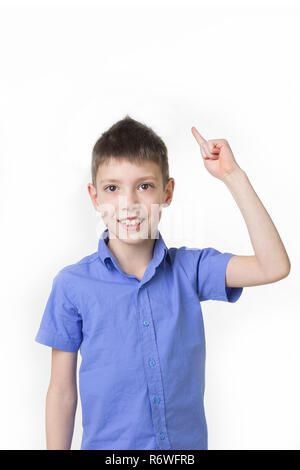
[{"xmin": 119, "ymin": 219, "xmax": 143, "ymax": 226}]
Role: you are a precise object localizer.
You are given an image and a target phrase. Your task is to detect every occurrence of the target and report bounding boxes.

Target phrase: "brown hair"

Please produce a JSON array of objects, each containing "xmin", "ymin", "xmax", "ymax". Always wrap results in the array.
[{"xmin": 91, "ymin": 114, "xmax": 170, "ymax": 190}]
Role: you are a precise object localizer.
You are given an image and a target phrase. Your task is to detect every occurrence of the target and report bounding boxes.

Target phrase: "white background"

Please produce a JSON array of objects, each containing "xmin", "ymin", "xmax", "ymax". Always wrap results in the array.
[{"xmin": 0, "ymin": 0, "xmax": 299, "ymax": 450}]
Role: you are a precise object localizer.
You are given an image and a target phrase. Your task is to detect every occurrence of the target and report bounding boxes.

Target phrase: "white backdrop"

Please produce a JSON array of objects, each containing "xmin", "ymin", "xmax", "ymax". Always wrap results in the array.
[{"xmin": 0, "ymin": 0, "xmax": 299, "ymax": 450}]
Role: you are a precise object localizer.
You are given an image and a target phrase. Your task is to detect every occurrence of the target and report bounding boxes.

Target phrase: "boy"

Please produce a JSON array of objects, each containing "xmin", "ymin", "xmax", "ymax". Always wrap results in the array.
[{"xmin": 35, "ymin": 115, "xmax": 290, "ymax": 450}]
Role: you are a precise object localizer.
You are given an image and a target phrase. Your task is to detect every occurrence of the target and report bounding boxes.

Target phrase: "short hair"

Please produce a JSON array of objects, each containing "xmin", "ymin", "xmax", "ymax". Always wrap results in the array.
[{"xmin": 91, "ymin": 114, "xmax": 170, "ymax": 190}]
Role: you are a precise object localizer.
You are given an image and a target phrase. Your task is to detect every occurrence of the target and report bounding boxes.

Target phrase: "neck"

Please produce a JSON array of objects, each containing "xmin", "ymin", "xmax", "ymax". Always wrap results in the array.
[{"xmin": 107, "ymin": 230, "xmax": 159, "ymax": 276}]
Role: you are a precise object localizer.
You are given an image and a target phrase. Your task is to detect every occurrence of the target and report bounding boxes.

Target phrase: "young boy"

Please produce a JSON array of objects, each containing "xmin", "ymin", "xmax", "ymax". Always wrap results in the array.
[{"xmin": 35, "ymin": 115, "xmax": 290, "ymax": 450}]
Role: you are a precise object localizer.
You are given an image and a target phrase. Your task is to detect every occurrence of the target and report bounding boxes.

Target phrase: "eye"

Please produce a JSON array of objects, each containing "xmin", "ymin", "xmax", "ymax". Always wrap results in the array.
[
  {"xmin": 104, "ymin": 185, "xmax": 118, "ymax": 192},
  {"xmin": 139, "ymin": 183, "xmax": 153, "ymax": 191},
  {"xmin": 104, "ymin": 183, "xmax": 153, "ymax": 192}
]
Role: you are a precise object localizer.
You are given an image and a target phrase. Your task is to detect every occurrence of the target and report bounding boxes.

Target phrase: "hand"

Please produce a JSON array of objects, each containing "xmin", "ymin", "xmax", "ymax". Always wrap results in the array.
[{"xmin": 191, "ymin": 126, "xmax": 242, "ymax": 181}]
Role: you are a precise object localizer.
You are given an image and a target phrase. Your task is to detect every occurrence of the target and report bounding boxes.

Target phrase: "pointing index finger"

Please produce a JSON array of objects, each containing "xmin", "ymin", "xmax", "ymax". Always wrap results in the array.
[{"xmin": 191, "ymin": 126, "xmax": 207, "ymax": 146}]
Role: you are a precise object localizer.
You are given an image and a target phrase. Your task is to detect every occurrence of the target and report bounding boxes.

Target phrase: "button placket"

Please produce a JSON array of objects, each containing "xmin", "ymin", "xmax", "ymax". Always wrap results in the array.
[{"xmin": 137, "ymin": 287, "xmax": 171, "ymax": 450}]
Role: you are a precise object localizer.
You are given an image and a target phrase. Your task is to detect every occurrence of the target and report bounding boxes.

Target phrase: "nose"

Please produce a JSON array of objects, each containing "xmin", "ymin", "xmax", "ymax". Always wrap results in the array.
[
  {"xmin": 126, "ymin": 187, "xmax": 139, "ymax": 207},
  {"xmin": 118, "ymin": 191, "xmax": 140, "ymax": 217}
]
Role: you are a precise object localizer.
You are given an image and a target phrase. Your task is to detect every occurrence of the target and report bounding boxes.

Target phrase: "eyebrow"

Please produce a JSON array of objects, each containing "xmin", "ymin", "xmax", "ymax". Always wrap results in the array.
[{"xmin": 99, "ymin": 175, "xmax": 157, "ymax": 184}]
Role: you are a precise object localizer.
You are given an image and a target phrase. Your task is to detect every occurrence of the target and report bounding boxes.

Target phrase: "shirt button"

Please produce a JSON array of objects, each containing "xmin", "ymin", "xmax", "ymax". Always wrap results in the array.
[
  {"xmin": 160, "ymin": 432, "xmax": 165, "ymax": 440},
  {"xmin": 143, "ymin": 320, "xmax": 150, "ymax": 327},
  {"xmin": 149, "ymin": 359, "xmax": 156, "ymax": 367},
  {"xmin": 153, "ymin": 396, "xmax": 160, "ymax": 404}
]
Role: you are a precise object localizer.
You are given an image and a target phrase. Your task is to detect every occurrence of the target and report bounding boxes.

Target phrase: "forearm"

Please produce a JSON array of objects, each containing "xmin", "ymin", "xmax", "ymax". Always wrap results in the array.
[
  {"xmin": 46, "ymin": 386, "xmax": 77, "ymax": 450},
  {"xmin": 222, "ymin": 168, "xmax": 291, "ymax": 279}
]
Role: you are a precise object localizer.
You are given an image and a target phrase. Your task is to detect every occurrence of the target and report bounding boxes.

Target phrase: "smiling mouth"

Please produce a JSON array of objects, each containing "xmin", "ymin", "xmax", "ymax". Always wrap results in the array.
[{"xmin": 117, "ymin": 218, "xmax": 145, "ymax": 230}]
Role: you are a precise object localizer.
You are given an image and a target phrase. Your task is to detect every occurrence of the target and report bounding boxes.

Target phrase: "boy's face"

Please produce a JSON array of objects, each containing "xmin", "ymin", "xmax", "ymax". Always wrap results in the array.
[{"xmin": 88, "ymin": 158, "xmax": 174, "ymax": 243}]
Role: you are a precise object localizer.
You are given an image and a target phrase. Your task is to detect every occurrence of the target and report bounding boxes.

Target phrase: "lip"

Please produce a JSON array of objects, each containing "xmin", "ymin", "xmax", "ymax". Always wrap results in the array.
[
  {"xmin": 118, "ymin": 216, "xmax": 140, "ymax": 221},
  {"xmin": 117, "ymin": 218, "xmax": 145, "ymax": 231}
]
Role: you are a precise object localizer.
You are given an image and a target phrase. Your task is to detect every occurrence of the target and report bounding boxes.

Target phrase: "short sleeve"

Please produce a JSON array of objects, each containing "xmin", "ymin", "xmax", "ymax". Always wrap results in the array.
[
  {"xmin": 192, "ymin": 247, "xmax": 243, "ymax": 303},
  {"xmin": 35, "ymin": 271, "xmax": 83, "ymax": 352}
]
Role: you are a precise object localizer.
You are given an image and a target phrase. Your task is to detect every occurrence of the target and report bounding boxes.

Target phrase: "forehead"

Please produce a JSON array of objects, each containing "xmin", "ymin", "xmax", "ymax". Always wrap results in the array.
[{"xmin": 97, "ymin": 158, "xmax": 161, "ymax": 183}]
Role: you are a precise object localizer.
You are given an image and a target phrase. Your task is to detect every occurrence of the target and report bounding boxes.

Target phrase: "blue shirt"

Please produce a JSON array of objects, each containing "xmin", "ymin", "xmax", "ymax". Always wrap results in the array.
[{"xmin": 35, "ymin": 228, "xmax": 243, "ymax": 450}]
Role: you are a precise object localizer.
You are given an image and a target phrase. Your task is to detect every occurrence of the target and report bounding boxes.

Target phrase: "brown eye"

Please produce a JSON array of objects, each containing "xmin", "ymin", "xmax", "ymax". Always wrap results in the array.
[
  {"xmin": 139, "ymin": 183, "xmax": 153, "ymax": 191},
  {"xmin": 105, "ymin": 185, "xmax": 118, "ymax": 192}
]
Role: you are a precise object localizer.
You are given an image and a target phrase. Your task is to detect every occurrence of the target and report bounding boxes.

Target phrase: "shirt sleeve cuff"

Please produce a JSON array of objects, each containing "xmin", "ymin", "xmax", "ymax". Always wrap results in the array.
[
  {"xmin": 35, "ymin": 327, "xmax": 81, "ymax": 352},
  {"xmin": 215, "ymin": 252, "xmax": 243, "ymax": 303}
]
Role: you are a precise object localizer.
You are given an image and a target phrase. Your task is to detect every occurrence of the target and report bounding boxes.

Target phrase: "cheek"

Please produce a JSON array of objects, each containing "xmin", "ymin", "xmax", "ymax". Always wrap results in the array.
[
  {"xmin": 99, "ymin": 200, "xmax": 117, "ymax": 220},
  {"xmin": 148, "ymin": 202, "xmax": 162, "ymax": 221},
  {"xmin": 146, "ymin": 193, "xmax": 164, "ymax": 214}
]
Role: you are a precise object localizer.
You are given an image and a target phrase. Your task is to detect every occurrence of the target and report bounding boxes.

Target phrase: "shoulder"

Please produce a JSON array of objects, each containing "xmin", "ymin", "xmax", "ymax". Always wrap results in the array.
[
  {"xmin": 54, "ymin": 251, "xmax": 99, "ymax": 283},
  {"xmin": 167, "ymin": 245, "xmax": 202, "ymax": 263},
  {"xmin": 166, "ymin": 245, "xmax": 203, "ymax": 282},
  {"xmin": 166, "ymin": 245, "xmax": 226, "ymax": 276},
  {"xmin": 61, "ymin": 251, "xmax": 99, "ymax": 270}
]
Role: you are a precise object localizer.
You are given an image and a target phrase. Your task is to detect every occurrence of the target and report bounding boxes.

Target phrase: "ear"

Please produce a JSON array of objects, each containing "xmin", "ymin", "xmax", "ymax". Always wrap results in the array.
[
  {"xmin": 87, "ymin": 183, "xmax": 100, "ymax": 212},
  {"xmin": 164, "ymin": 178, "xmax": 175, "ymax": 206}
]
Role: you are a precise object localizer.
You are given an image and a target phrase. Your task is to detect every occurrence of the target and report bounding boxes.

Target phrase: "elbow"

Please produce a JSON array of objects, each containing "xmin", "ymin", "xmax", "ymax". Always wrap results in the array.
[
  {"xmin": 281, "ymin": 257, "xmax": 291, "ymax": 278},
  {"xmin": 281, "ymin": 262, "xmax": 291, "ymax": 279},
  {"xmin": 47, "ymin": 384, "xmax": 78, "ymax": 406},
  {"xmin": 274, "ymin": 261, "xmax": 291, "ymax": 281},
  {"xmin": 262, "ymin": 260, "xmax": 291, "ymax": 283}
]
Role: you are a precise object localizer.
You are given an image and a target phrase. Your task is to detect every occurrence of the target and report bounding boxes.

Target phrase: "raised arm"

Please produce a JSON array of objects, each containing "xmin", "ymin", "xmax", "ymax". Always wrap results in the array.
[
  {"xmin": 191, "ymin": 127, "xmax": 291, "ymax": 287},
  {"xmin": 222, "ymin": 169, "xmax": 290, "ymax": 286},
  {"xmin": 46, "ymin": 348, "xmax": 78, "ymax": 450}
]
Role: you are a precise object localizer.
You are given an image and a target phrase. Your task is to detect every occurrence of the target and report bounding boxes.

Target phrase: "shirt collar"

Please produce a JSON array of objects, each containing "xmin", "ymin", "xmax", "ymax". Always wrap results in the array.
[{"xmin": 98, "ymin": 227, "xmax": 169, "ymax": 271}]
